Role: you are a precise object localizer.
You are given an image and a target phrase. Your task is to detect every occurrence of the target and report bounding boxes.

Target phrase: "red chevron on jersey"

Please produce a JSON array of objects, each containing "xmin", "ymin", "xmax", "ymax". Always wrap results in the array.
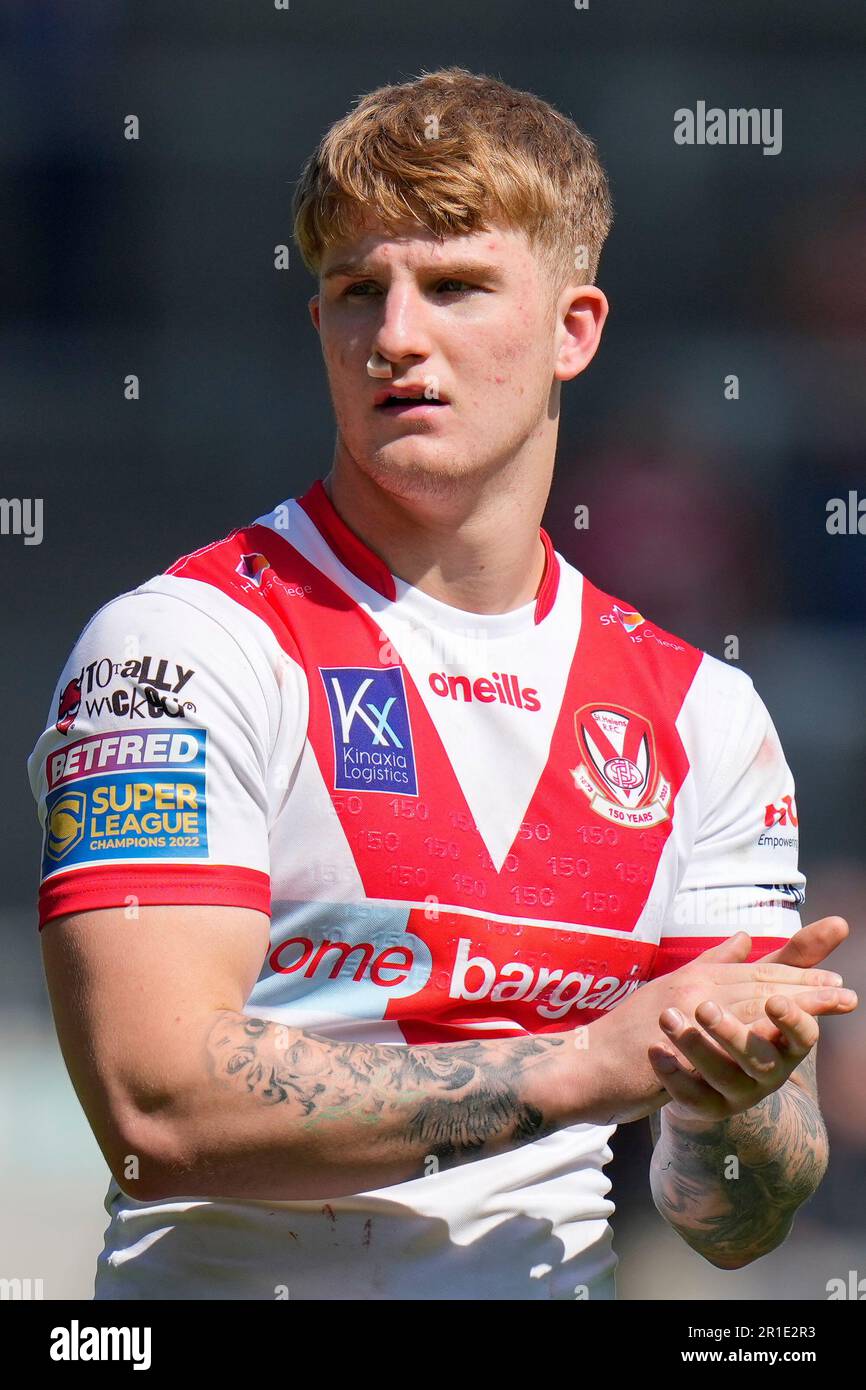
[{"xmin": 164, "ymin": 510, "xmax": 701, "ymax": 939}]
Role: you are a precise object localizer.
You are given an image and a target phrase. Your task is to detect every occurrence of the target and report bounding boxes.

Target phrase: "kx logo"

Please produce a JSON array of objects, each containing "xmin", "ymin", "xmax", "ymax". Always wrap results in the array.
[
  {"xmin": 320, "ymin": 667, "xmax": 418, "ymax": 795},
  {"xmin": 331, "ymin": 676, "xmax": 403, "ymax": 746}
]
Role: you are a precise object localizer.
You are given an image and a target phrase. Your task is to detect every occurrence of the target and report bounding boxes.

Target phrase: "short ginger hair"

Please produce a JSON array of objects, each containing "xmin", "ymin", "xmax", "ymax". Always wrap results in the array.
[{"xmin": 292, "ymin": 66, "xmax": 613, "ymax": 297}]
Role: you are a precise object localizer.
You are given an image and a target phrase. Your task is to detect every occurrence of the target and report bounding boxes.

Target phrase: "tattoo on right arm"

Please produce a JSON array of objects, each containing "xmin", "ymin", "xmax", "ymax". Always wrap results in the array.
[{"xmin": 205, "ymin": 1010, "xmax": 567, "ymax": 1170}]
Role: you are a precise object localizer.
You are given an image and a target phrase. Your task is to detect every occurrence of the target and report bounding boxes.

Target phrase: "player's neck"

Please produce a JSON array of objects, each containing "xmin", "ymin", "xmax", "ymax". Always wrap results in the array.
[{"xmin": 321, "ymin": 459, "xmax": 550, "ymax": 617}]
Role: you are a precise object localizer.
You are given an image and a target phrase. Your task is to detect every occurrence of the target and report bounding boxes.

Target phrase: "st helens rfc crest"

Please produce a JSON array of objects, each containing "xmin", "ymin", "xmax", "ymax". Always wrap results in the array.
[{"xmin": 571, "ymin": 703, "xmax": 671, "ymax": 827}]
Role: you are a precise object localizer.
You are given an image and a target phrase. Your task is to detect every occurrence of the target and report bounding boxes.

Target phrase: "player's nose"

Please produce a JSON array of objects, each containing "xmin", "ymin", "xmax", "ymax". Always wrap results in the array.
[{"xmin": 371, "ymin": 284, "xmax": 433, "ymax": 363}]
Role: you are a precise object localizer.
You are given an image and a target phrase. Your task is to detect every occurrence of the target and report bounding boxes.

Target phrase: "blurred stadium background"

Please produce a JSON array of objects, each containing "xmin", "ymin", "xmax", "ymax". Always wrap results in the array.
[{"xmin": 1, "ymin": 0, "xmax": 864, "ymax": 1300}]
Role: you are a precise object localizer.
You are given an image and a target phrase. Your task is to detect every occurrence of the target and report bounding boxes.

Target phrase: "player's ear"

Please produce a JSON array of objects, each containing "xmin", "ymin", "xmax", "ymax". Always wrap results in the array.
[
  {"xmin": 553, "ymin": 284, "xmax": 608, "ymax": 384},
  {"xmin": 308, "ymin": 294, "xmax": 321, "ymax": 332}
]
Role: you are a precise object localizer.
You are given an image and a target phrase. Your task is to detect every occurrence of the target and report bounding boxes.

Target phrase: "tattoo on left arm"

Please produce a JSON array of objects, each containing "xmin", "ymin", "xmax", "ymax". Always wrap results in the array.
[{"xmin": 648, "ymin": 1050, "xmax": 829, "ymax": 1269}]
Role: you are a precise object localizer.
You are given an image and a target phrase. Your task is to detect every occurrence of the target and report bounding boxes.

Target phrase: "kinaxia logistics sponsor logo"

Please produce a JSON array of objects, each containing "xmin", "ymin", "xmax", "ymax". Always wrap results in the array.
[
  {"xmin": 321, "ymin": 666, "xmax": 418, "ymax": 794},
  {"xmin": 268, "ymin": 927, "xmax": 643, "ymax": 1022},
  {"xmin": 55, "ymin": 655, "xmax": 196, "ymax": 735},
  {"xmin": 428, "ymin": 669, "xmax": 540, "ymax": 710},
  {"xmin": 571, "ymin": 704, "xmax": 672, "ymax": 827},
  {"xmin": 42, "ymin": 727, "xmax": 208, "ymax": 872}
]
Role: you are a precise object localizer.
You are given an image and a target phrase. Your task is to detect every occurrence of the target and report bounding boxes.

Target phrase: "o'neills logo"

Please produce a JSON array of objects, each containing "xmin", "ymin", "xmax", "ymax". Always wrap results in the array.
[
  {"xmin": 429, "ymin": 671, "xmax": 540, "ymax": 711},
  {"xmin": 571, "ymin": 703, "xmax": 671, "ymax": 827}
]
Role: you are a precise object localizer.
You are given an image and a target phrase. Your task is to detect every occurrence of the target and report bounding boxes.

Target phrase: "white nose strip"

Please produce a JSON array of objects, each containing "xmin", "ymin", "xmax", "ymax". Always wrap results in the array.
[{"xmin": 367, "ymin": 352, "xmax": 393, "ymax": 378}]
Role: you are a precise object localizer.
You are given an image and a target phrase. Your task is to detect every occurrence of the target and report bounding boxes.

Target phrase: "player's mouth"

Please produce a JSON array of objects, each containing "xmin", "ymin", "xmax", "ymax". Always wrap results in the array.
[{"xmin": 373, "ymin": 385, "xmax": 450, "ymax": 417}]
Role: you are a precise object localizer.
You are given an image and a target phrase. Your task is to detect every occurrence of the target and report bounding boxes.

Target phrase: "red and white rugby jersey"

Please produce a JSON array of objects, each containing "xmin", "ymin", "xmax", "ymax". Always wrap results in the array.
[{"xmin": 27, "ymin": 478, "xmax": 805, "ymax": 1301}]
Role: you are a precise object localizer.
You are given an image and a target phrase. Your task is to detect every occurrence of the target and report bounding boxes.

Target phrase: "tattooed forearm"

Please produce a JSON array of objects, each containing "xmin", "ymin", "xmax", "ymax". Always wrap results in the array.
[
  {"xmin": 649, "ymin": 1057, "xmax": 828, "ymax": 1269},
  {"xmin": 205, "ymin": 1010, "xmax": 566, "ymax": 1177}
]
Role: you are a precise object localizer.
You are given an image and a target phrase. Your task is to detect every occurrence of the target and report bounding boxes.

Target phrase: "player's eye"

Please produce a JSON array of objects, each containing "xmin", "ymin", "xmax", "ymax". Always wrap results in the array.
[
  {"xmin": 343, "ymin": 281, "xmax": 379, "ymax": 297},
  {"xmin": 342, "ymin": 278, "xmax": 478, "ymax": 297}
]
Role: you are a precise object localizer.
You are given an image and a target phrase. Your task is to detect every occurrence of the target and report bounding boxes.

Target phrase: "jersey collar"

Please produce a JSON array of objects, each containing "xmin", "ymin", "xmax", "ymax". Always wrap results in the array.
[{"xmin": 297, "ymin": 478, "xmax": 560, "ymax": 625}]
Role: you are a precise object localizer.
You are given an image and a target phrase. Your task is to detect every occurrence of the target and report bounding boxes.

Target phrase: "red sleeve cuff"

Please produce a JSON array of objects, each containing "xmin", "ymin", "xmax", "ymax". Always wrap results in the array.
[
  {"xmin": 37, "ymin": 863, "xmax": 271, "ymax": 928},
  {"xmin": 649, "ymin": 934, "xmax": 790, "ymax": 978}
]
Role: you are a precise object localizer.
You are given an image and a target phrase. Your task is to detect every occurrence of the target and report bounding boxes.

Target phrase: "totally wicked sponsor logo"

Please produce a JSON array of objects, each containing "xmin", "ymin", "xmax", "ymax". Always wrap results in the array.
[
  {"xmin": 55, "ymin": 655, "xmax": 196, "ymax": 735},
  {"xmin": 80, "ymin": 656, "xmax": 194, "ymax": 697},
  {"xmin": 571, "ymin": 703, "xmax": 671, "ymax": 827},
  {"xmin": 321, "ymin": 666, "xmax": 418, "ymax": 794},
  {"xmin": 81, "ymin": 686, "xmax": 197, "ymax": 725},
  {"xmin": 55, "ymin": 677, "xmax": 81, "ymax": 735},
  {"xmin": 428, "ymin": 670, "xmax": 540, "ymax": 710}
]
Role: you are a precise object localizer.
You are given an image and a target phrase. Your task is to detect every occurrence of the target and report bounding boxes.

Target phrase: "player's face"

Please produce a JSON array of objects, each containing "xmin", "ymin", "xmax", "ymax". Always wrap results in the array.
[{"xmin": 309, "ymin": 219, "xmax": 598, "ymax": 498}]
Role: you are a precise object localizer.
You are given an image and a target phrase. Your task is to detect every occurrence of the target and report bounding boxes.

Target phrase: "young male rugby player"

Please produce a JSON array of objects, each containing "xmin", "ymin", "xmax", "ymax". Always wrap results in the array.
[{"xmin": 29, "ymin": 68, "xmax": 856, "ymax": 1300}]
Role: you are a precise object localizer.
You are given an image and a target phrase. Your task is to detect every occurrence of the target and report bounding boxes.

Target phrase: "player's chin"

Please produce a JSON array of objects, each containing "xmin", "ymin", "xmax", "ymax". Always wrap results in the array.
[
  {"xmin": 370, "ymin": 439, "xmax": 461, "ymax": 471},
  {"xmin": 364, "ymin": 447, "xmax": 480, "ymax": 496}
]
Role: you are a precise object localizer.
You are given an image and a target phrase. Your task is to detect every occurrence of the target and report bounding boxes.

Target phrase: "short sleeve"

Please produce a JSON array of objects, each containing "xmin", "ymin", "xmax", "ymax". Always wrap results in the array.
[
  {"xmin": 26, "ymin": 587, "xmax": 280, "ymax": 928},
  {"xmin": 651, "ymin": 671, "xmax": 806, "ymax": 978}
]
